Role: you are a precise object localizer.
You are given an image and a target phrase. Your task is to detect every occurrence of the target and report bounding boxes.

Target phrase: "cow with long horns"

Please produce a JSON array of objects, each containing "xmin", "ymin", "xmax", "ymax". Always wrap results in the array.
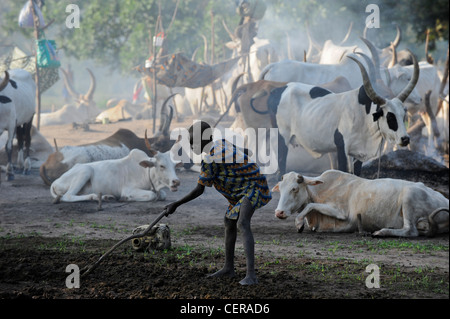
[
  {"xmin": 36, "ymin": 68, "xmax": 100, "ymax": 126},
  {"xmin": 274, "ymin": 51, "xmax": 419, "ymax": 175}
]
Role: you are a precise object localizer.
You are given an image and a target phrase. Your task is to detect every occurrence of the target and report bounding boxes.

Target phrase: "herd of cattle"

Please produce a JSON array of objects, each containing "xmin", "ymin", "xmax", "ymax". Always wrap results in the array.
[{"xmin": 1, "ymin": 23, "xmax": 449, "ymax": 238}]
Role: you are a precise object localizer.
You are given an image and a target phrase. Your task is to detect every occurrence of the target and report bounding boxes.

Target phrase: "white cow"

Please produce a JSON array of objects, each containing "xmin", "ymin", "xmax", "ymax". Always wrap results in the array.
[
  {"xmin": 274, "ymin": 53, "xmax": 419, "ymax": 174},
  {"xmin": 272, "ymin": 170, "xmax": 449, "ymax": 237},
  {"xmin": 0, "ymin": 69, "xmax": 36, "ymax": 181},
  {"xmin": 51, "ymin": 149, "xmax": 182, "ymax": 203}
]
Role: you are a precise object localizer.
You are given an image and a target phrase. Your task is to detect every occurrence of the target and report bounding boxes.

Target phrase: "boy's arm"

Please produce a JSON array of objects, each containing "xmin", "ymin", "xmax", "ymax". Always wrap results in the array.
[{"xmin": 164, "ymin": 183, "xmax": 205, "ymax": 216}]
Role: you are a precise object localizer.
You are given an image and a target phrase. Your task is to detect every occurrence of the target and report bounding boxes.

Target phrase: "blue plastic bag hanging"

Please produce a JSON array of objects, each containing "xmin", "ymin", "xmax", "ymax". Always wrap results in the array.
[{"xmin": 18, "ymin": 1, "xmax": 45, "ymax": 28}]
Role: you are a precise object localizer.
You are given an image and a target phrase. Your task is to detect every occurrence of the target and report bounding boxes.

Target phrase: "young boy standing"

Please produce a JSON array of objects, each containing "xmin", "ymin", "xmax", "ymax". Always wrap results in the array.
[{"xmin": 164, "ymin": 121, "xmax": 271, "ymax": 285}]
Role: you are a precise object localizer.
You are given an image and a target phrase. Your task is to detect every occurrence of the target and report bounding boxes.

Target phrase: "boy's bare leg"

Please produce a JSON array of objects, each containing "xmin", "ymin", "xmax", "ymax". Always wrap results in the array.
[
  {"xmin": 208, "ymin": 217, "xmax": 237, "ymax": 278},
  {"xmin": 237, "ymin": 197, "xmax": 257, "ymax": 285}
]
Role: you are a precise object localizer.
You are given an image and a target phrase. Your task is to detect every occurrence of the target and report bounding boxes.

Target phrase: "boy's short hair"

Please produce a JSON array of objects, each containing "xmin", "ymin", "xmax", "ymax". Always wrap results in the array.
[{"xmin": 188, "ymin": 121, "xmax": 213, "ymax": 145}]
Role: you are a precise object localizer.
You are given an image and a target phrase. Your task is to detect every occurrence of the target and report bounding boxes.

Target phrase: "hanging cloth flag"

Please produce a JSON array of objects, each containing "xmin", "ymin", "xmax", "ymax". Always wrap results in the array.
[{"xmin": 153, "ymin": 53, "xmax": 240, "ymax": 88}]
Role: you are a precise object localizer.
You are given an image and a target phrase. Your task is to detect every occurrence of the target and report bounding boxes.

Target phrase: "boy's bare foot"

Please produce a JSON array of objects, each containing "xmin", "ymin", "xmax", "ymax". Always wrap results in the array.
[{"xmin": 239, "ymin": 275, "xmax": 258, "ymax": 286}]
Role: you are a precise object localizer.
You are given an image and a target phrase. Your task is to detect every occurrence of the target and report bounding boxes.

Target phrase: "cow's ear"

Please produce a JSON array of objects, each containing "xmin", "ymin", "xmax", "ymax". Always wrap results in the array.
[
  {"xmin": 372, "ymin": 109, "xmax": 384, "ymax": 122},
  {"xmin": 305, "ymin": 179, "xmax": 323, "ymax": 186},
  {"xmin": 139, "ymin": 160, "xmax": 155, "ymax": 168},
  {"xmin": 271, "ymin": 183, "xmax": 280, "ymax": 192}
]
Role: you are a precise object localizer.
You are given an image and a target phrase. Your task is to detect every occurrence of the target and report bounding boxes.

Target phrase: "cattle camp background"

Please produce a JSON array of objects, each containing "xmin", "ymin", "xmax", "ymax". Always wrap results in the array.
[{"xmin": 0, "ymin": 0, "xmax": 449, "ymax": 304}]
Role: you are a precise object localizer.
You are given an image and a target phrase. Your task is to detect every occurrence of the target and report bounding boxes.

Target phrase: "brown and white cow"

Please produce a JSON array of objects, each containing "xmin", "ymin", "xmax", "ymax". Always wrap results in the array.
[{"xmin": 272, "ymin": 170, "xmax": 449, "ymax": 237}]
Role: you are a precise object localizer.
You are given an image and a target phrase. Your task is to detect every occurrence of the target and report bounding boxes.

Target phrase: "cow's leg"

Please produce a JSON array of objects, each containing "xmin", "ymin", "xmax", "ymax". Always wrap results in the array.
[
  {"xmin": 277, "ymin": 132, "xmax": 288, "ymax": 178},
  {"xmin": 295, "ymin": 203, "xmax": 347, "ymax": 232},
  {"xmin": 372, "ymin": 220, "xmax": 419, "ymax": 238},
  {"xmin": 334, "ymin": 129, "xmax": 347, "ymax": 172},
  {"xmin": 16, "ymin": 124, "xmax": 24, "ymax": 170},
  {"xmin": 23, "ymin": 119, "xmax": 33, "ymax": 175},
  {"xmin": 120, "ymin": 188, "xmax": 158, "ymax": 201},
  {"xmin": 372, "ymin": 192, "xmax": 420, "ymax": 237},
  {"xmin": 54, "ymin": 167, "xmax": 98, "ymax": 202},
  {"xmin": 5, "ymin": 128, "xmax": 16, "ymax": 181}
]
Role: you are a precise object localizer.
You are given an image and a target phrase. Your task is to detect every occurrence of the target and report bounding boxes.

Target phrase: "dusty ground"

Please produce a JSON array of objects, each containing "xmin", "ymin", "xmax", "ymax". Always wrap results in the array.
[{"xmin": 0, "ymin": 118, "xmax": 448, "ymax": 300}]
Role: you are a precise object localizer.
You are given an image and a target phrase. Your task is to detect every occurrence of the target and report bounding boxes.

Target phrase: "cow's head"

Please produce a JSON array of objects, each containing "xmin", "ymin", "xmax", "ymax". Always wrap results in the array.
[
  {"xmin": 139, "ymin": 150, "xmax": 182, "ymax": 192},
  {"xmin": 272, "ymin": 172, "xmax": 323, "ymax": 220},
  {"xmin": 39, "ymin": 140, "xmax": 69, "ymax": 186},
  {"xmin": 142, "ymin": 130, "xmax": 182, "ymax": 192},
  {"xmin": 349, "ymin": 50, "xmax": 419, "ymax": 148},
  {"xmin": 60, "ymin": 67, "xmax": 96, "ymax": 109}
]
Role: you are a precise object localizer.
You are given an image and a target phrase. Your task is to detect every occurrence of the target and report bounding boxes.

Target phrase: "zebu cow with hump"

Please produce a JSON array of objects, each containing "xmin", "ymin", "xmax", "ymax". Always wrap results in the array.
[
  {"xmin": 274, "ymin": 51, "xmax": 419, "ymax": 175},
  {"xmin": 50, "ymin": 135, "xmax": 182, "ymax": 203},
  {"xmin": 0, "ymin": 70, "xmax": 36, "ymax": 182},
  {"xmin": 272, "ymin": 170, "xmax": 449, "ymax": 238},
  {"xmin": 40, "ymin": 96, "xmax": 177, "ymax": 185}
]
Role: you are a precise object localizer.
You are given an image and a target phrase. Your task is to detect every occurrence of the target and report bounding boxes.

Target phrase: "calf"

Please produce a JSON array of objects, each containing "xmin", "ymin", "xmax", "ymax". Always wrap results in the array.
[
  {"xmin": 272, "ymin": 170, "xmax": 449, "ymax": 237},
  {"xmin": 51, "ymin": 148, "xmax": 182, "ymax": 203}
]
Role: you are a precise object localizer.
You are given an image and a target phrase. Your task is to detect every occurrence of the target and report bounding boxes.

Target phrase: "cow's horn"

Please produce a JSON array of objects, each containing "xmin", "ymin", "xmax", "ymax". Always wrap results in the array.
[
  {"xmin": 389, "ymin": 42, "xmax": 398, "ymax": 68},
  {"xmin": 39, "ymin": 165, "xmax": 54, "ymax": 186},
  {"xmin": 213, "ymin": 73, "xmax": 246, "ymax": 127},
  {"xmin": 144, "ymin": 129, "xmax": 158, "ymax": 156},
  {"xmin": 396, "ymin": 49, "xmax": 419, "ymax": 103},
  {"xmin": 60, "ymin": 67, "xmax": 80, "ymax": 99},
  {"xmin": 339, "ymin": 22, "xmax": 353, "ymax": 45},
  {"xmin": 360, "ymin": 38, "xmax": 381, "ymax": 74},
  {"xmin": 84, "ymin": 68, "xmax": 96, "ymax": 101},
  {"xmin": 348, "ymin": 55, "xmax": 386, "ymax": 105},
  {"xmin": 0, "ymin": 71, "xmax": 9, "ymax": 92},
  {"xmin": 392, "ymin": 25, "xmax": 401, "ymax": 48},
  {"xmin": 144, "ymin": 129, "xmax": 152, "ymax": 150},
  {"xmin": 159, "ymin": 93, "xmax": 178, "ymax": 135},
  {"xmin": 356, "ymin": 52, "xmax": 378, "ymax": 82},
  {"xmin": 53, "ymin": 138, "xmax": 59, "ymax": 152}
]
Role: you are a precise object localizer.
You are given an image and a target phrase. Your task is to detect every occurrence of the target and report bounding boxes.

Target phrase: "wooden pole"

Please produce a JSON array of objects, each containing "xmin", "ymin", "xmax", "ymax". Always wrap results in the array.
[{"xmin": 30, "ymin": 0, "xmax": 41, "ymax": 131}]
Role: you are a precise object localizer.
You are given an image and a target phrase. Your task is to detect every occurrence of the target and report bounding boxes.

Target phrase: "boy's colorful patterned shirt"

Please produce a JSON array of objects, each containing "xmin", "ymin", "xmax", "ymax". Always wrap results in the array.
[{"xmin": 198, "ymin": 139, "xmax": 271, "ymax": 219}]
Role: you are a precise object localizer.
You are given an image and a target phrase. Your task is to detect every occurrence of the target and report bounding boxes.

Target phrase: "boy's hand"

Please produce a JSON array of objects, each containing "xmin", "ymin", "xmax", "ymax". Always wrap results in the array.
[{"xmin": 164, "ymin": 202, "xmax": 178, "ymax": 216}]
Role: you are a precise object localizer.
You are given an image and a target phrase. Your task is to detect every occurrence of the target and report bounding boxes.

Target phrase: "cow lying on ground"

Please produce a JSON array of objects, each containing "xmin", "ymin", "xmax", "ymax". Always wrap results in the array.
[
  {"xmin": 40, "ymin": 96, "xmax": 177, "ymax": 185},
  {"xmin": 272, "ymin": 170, "xmax": 449, "ymax": 237},
  {"xmin": 51, "ymin": 148, "xmax": 182, "ymax": 203}
]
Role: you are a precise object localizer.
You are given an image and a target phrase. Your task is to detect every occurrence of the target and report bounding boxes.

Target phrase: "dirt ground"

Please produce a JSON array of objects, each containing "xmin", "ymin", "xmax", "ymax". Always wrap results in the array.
[{"xmin": 0, "ymin": 118, "xmax": 448, "ymax": 300}]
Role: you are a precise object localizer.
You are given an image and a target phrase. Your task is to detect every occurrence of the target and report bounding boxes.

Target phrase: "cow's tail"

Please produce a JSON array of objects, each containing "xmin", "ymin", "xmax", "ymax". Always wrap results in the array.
[{"xmin": 426, "ymin": 207, "xmax": 449, "ymax": 238}]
